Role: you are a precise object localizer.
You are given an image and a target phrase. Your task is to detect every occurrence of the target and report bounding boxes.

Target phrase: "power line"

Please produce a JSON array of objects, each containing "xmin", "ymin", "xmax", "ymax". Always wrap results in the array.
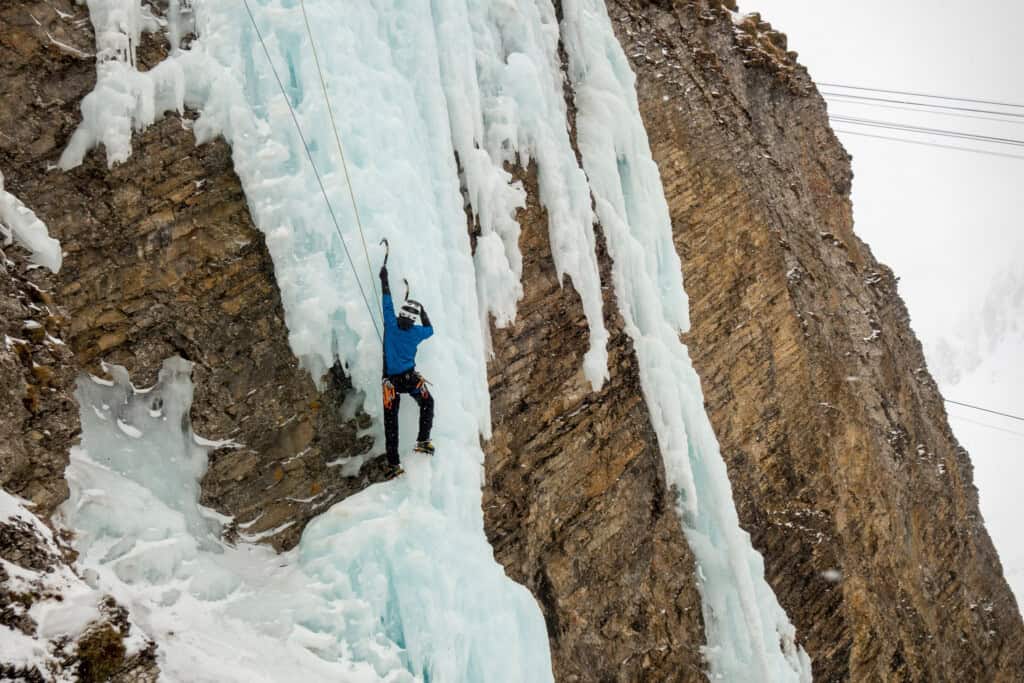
[
  {"xmin": 830, "ymin": 114, "xmax": 1024, "ymax": 148},
  {"xmin": 819, "ymin": 81, "xmax": 1024, "ymax": 110},
  {"xmin": 948, "ymin": 413, "xmax": 1024, "ymax": 439},
  {"xmin": 832, "ymin": 114, "xmax": 1024, "ymax": 148},
  {"xmin": 240, "ymin": 0, "xmax": 382, "ymax": 343},
  {"xmin": 831, "ymin": 100, "xmax": 1024, "ymax": 129},
  {"xmin": 822, "ymin": 92, "xmax": 1024, "ymax": 125},
  {"xmin": 945, "ymin": 399, "xmax": 1024, "ymax": 423},
  {"xmin": 832, "ymin": 128, "xmax": 1024, "ymax": 160}
]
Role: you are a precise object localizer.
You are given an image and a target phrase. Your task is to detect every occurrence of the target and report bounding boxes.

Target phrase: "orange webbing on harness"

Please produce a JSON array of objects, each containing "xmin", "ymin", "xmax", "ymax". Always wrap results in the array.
[
  {"xmin": 415, "ymin": 375, "xmax": 430, "ymax": 400},
  {"xmin": 382, "ymin": 379, "xmax": 396, "ymax": 409}
]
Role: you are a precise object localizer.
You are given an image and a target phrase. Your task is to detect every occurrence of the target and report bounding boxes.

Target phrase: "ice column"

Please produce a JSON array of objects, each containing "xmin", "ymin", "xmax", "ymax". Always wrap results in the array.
[{"xmin": 561, "ymin": 0, "xmax": 812, "ymax": 679}]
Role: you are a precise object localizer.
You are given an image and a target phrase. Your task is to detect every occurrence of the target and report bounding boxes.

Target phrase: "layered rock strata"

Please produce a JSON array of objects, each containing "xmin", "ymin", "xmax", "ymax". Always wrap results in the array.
[
  {"xmin": 481, "ymin": 0, "xmax": 1023, "ymax": 680},
  {"xmin": 482, "ymin": 168, "xmax": 707, "ymax": 681},
  {"xmin": 611, "ymin": 0, "xmax": 1024, "ymax": 680},
  {"xmin": 1, "ymin": 0, "xmax": 1021, "ymax": 681},
  {"xmin": 0, "ymin": 241, "xmax": 157, "ymax": 681}
]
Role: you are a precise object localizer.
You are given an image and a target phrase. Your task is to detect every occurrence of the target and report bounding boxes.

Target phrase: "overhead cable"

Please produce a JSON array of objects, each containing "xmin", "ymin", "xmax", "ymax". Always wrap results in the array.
[
  {"xmin": 831, "ymin": 128, "xmax": 1024, "ymax": 160},
  {"xmin": 948, "ymin": 413, "xmax": 1024, "ymax": 439},
  {"xmin": 830, "ymin": 114, "xmax": 1024, "ymax": 148},
  {"xmin": 818, "ymin": 81, "xmax": 1024, "ymax": 110},
  {"xmin": 819, "ymin": 90, "xmax": 1024, "ymax": 122},
  {"xmin": 945, "ymin": 399, "xmax": 1024, "ymax": 423}
]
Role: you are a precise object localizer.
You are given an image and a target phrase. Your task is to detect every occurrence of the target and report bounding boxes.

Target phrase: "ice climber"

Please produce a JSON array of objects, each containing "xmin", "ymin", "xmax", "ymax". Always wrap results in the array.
[{"xmin": 380, "ymin": 264, "xmax": 435, "ymax": 479}]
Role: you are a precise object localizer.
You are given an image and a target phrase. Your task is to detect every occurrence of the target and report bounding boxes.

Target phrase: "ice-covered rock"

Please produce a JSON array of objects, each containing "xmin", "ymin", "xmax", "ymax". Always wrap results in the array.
[
  {"xmin": 61, "ymin": 357, "xmax": 552, "ymax": 681},
  {"xmin": 0, "ymin": 170, "xmax": 61, "ymax": 273},
  {"xmin": 56, "ymin": 0, "xmax": 810, "ymax": 680},
  {"xmin": 1, "ymin": 489, "xmax": 154, "ymax": 681},
  {"xmin": 561, "ymin": 2, "xmax": 810, "ymax": 678}
]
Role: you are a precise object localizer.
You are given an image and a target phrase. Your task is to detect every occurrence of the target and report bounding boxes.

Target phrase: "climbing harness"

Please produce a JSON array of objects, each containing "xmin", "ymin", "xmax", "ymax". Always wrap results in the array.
[
  {"xmin": 382, "ymin": 378, "xmax": 397, "ymax": 410},
  {"xmin": 382, "ymin": 372, "xmax": 429, "ymax": 411},
  {"xmin": 414, "ymin": 374, "xmax": 430, "ymax": 401},
  {"xmin": 239, "ymin": 0, "xmax": 383, "ymax": 343}
]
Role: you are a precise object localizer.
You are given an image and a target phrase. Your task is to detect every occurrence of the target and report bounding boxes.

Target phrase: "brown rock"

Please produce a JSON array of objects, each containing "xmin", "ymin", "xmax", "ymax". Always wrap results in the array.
[
  {"xmin": 483, "ymin": 166, "xmax": 707, "ymax": 680},
  {"xmin": 96, "ymin": 330, "xmax": 127, "ymax": 351},
  {"xmin": 1, "ymin": 0, "xmax": 1021, "ymax": 681},
  {"xmin": 611, "ymin": 0, "xmax": 1024, "ymax": 680},
  {"xmin": 0, "ymin": 250, "xmax": 77, "ymax": 514}
]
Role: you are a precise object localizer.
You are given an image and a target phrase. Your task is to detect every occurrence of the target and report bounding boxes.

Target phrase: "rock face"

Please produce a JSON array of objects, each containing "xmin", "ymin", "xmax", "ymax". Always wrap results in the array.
[
  {"xmin": 0, "ymin": 481, "xmax": 159, "ymax": 682},
  {"xmin": 0, "ymin": 0, "xmax": 384, "ymax": 552},
  {"xmin": 0, "ymin": 243, "xmax": 157, "ymax": 681},
  {"xmin": 481, "ymin": 0, "xmax": 1023, "ymax": 680},
  {"xmin": 0, "ymin": 0, "xmax": 86, "ymax": 518},
  {"xmin": 483, "ymin": 169, "xmax": 707, "ymax": 681},
  {"xmin": 612, "ymin": 0, "xmax": 1023, "ymax": 680},
  {"xmin": 0, "ymin": 238, "xmax": 77, "ymax": 517},
  {"xmin": 2, "ymin": 0, "xmax": 1023, "ymax": 681}
]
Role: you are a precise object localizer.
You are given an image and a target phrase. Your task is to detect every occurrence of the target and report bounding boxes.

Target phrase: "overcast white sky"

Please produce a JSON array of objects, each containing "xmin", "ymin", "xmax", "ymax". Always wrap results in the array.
[{"xmin": 750, "ymin": 0, "xmax": 1024, "ymax": 606}]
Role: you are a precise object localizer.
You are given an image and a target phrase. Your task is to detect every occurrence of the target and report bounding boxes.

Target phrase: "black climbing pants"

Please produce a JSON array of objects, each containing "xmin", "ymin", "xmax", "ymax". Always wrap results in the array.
[{"xmin": 383, "ymin": 369, "xmax": 434, "ymax": 466}]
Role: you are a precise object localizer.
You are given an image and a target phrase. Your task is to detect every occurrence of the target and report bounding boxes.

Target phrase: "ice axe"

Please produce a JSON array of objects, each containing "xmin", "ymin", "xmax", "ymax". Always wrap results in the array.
[{"xmin": 380, "ymin": 238, "xmax": 413, "ymax": 302}]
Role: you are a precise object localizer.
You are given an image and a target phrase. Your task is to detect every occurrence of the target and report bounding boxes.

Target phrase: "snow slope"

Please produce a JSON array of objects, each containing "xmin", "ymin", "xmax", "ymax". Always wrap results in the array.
[
  {"xmin": 1, "ymin": 489, "xmax": 150, "ymax": 680},
  {"xmin": 63, "ymin": 358, "xmax": 550, "ymax": 681},
  {"xmin": 56, "ymin": 0, "xmax": 811, "ymax": 680}
]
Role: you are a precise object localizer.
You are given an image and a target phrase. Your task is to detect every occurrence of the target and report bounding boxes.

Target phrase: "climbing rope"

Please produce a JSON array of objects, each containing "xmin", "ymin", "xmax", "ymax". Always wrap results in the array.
[
  {"xmin": 240, "ymin": 0, "xmax": 383, "ymax": 343},
  {"xmin": 298, "ymin": 0, "xmax": 380, "ymax": 309}
]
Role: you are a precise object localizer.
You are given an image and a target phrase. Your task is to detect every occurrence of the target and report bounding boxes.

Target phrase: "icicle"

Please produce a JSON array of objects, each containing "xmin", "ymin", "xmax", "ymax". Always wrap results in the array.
[
  {"xmin": 59, "ymin": 0, "xmax": 183, "ymax": 169},
  {"xmin": 560, "ymin": 0, "xmax": 811, "ymax": 679}
]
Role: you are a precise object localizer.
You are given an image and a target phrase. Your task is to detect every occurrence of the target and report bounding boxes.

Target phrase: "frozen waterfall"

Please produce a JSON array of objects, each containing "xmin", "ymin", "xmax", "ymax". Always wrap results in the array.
[{"xmin": 56, "ymin": 0, "xmax": 811, "ymax": 680}]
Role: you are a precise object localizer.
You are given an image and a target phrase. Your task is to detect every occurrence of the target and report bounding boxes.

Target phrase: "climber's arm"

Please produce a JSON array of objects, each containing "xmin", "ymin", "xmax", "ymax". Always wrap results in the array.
[
  {"xmin": 381, "ymin": 267, "xmax": 397, "ymax": 333},
  {"xmin": 417, "ymin": 305, "xmax": 434, "ymax": 341}
]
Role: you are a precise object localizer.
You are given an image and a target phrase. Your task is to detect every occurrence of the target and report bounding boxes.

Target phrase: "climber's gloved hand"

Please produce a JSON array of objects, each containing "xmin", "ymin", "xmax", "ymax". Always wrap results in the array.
[{"xmin": 379, "ymin": 265, "xmax": 390, "ymax": 294}]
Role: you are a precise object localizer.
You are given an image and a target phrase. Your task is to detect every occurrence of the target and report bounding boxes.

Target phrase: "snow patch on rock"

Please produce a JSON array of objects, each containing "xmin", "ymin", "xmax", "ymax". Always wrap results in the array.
[{"xmin": 0, "ymin": 170, "xmax": 62, "ymax": 273}]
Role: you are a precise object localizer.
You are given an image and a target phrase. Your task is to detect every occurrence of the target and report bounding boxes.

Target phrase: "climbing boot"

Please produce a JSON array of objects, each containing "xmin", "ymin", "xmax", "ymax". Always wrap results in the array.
[
  {"xmin": 414, "ymin": 440, "xmax": 435, "ymax": 455},
  {"xmin": 384, "ymin": 464, "xmax": 404, "ymax": 480}
]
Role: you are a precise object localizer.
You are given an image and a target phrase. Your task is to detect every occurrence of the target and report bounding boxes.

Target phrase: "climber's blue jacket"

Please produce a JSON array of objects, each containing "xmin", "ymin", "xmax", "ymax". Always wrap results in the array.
[{"xmin": 383, "ymin": 293, "xmax": 433, "ymax": 376}]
